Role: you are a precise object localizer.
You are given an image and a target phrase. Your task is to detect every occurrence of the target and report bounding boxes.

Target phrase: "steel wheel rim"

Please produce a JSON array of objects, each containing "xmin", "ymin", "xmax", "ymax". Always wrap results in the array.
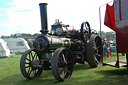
[
  {"xmin": 57, "ymin": 50, "xmax": 73, "ymax": 79},
  {"xmin": 21, "ymin": 49, "xmax": 42, "ymax": 79},
  {"xmin": 94, "ymin": 37, "xmax": 102, "ymax": 65},
  {"xmin": 52, "ymin": 47, "xmax": 73, "ymax": 81}
]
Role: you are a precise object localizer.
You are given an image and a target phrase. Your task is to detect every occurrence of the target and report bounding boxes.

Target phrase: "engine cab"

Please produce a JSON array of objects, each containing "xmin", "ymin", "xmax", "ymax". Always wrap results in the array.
[{"xmin": 50, "ymin": 19, "xmax": 69, "ymax": 36}]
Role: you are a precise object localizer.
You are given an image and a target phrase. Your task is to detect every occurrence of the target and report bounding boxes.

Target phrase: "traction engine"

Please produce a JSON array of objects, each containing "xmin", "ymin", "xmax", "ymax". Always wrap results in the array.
[{"xmin": 20, "ymin": 3, "xmax": 102, "ymax": 81}]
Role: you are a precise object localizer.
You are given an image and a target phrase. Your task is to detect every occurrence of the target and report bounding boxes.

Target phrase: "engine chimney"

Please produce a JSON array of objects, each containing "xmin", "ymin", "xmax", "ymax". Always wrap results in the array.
[{"xmin": 39, "ymin": 3, "xmax": 48, "ymax": 35}]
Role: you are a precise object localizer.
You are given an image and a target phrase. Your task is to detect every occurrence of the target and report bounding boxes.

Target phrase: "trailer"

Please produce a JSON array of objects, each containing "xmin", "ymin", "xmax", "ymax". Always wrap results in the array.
[
  {"xmin": 0, "ymin": 38, "xmax": 10, "ymax": 58},
  {"xmin": 3, "ymin": 38, "xmax": 30, "ymax": 54},
  {"xmin": 99, "ymin": 0, "xmax": 128, "ymax": 70}
]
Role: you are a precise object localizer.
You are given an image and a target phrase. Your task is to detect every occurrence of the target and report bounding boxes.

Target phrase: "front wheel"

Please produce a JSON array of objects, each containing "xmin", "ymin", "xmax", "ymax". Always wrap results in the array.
[
  {"xmin": 20, "ymin": 49, "xmax": 43, "ymax": 79},
  {"xmin": 51, "ymin": 47, "xmax": 74, "ymax": 81}
]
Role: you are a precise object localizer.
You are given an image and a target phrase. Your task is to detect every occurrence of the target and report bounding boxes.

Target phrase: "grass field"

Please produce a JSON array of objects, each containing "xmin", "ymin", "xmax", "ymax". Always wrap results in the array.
[{"xmin": 0, "ymin": 53, "xmax": 128, "ymax": 85}]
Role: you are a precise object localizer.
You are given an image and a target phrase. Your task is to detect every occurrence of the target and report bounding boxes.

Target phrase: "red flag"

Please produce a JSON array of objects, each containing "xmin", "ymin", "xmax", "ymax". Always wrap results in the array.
[{"xmin": 104, "ymin": 4, "xmax": 115, "ymax": 31}]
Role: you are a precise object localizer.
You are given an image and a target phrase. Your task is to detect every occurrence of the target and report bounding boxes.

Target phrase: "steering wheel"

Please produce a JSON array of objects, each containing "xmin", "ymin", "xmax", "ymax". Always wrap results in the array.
[{"xmin": 80, "ymin": 21, "xmax": 91, "ymax": 43}]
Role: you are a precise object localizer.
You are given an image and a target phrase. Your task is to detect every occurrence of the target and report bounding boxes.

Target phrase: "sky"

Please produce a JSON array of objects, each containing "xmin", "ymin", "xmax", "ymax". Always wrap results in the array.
[{"xmin": 0, "ymin": 0, "xmax": 114, "ymax": 37}]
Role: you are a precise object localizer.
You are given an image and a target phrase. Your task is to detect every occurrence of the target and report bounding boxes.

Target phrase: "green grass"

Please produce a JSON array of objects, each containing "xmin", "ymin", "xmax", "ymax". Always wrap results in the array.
[
  {"xmin": 103, "ymin": 53, "xmax": 126, "ymax": 63},
  {"xmin": 0, "ymin": 54, "xmax": 128, "ymax": 85}
]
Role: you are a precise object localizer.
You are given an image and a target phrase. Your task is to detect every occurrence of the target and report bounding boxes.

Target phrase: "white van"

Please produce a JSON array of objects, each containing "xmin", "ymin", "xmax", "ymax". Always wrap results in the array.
[
  {"xmin": 0, "ymin": 39, "xmax": 11, "ymax": 57},
  {"xmin": 3, "ymin": 38, "xmax": 30, "ymax": 54}
]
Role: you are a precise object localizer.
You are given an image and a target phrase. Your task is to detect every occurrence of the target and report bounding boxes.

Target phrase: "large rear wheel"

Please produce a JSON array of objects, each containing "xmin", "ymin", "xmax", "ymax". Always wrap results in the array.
[
  {"xmin": 86, "ymin": 35, "xmax": 102, "ymax": 67},
  {"xmin": 51, "ymin": 47, "xmax": 74, "ymax": 81}
]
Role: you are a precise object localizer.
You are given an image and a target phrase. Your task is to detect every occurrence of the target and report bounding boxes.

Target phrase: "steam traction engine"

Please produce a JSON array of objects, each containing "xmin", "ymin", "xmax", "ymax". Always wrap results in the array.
[{"xmin": 20, "ymin": 3, "xmax": 102, "ymax": 81}]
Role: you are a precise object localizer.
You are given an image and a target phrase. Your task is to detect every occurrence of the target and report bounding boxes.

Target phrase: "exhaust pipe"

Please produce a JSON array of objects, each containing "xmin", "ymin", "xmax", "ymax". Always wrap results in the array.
[{"xmin": 39, "ymin": 3, "xmax": 48, "ymax": 35}]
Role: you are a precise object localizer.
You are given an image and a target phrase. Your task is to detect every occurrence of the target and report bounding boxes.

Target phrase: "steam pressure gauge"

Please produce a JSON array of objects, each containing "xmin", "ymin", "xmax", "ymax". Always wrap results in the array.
[{"xmin": 56, "ymin": 27, "xmax": 63, "ymax": 36}]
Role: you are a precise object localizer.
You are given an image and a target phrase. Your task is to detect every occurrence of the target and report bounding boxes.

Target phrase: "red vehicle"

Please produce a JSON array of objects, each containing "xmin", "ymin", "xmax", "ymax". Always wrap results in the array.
[{"xmin": 99, "ymin": 0, "xmax": 128, "ymax": 70}]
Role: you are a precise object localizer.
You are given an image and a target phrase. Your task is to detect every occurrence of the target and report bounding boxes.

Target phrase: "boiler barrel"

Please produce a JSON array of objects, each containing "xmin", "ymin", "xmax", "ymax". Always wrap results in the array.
[
  {"xmin": 48, "ymin": 37, "xmax": 72, "ymax": 50},
  {"xmin": 34, "ymin": 35, "xmax": 73, "ymax": 53}
]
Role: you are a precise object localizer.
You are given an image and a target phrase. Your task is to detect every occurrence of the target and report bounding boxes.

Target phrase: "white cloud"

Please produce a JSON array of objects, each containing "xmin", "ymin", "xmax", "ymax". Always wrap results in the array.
[
  {"xmin": 3, "ymin": 0, "xmax": 43, "ymax": 34},
  {"xmin": 0, "ymin": 0, "xmax": 114, "ymax": 37}
]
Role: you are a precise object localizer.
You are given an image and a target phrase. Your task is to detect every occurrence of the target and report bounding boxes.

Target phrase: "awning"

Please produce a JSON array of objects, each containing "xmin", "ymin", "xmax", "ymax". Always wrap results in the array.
[{"xmin": 104, "ymin": 4, "xmax": 115, "ymax": 31}]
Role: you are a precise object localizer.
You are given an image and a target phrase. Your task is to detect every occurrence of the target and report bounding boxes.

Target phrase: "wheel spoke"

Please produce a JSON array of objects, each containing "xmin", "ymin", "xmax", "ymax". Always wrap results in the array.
[
  {"xmin": 25, "ymin": 62, "xmax": 30, "ymax": 64},
  {"xmin": 95, "ymin": 53, "xmax": 101, "ymax": 57},
  {"xmin": 60, "ymin": 52, "xmax": 64, "ymax": 60},
  {"xmin": 30, "ymin": 52, "xmax": 34, "ymax": 60},
  {"xmin": 94, "ymin": 56, "xmax": 99, "ymax": 64},
  {"xmin": 59, "ymin": 67, "xmax": 66, "ymax": 78},
  {"xmin": 97, "ymin": 45, "xmax": 101, "ymax": 49},
  {"xmin": 29, "ymin": 53, "xmax": 31, "ymax": 60},
  {"xmin": 28, "ymin": 69, "xmax": 33, "ymax": 76},
  {"xmin": 25, "ymin": 65, "xmax": 30, "ymax": 68},
  {"xmin": 26, "ymin": 58, "xmax": 30, "ymax": 61},
  {"xmin": 64, "ymin": 66, "xmax": 70, "ymax": 73},
  {"xmin": 27, "ymin": 67, "xmax": 31, "ymax": 75},
  {"xmin": 35, "ymin": 54, "xmax": 38, "ymax": 60},
  {"xmin": 35, "ymin": 69, "xmax": 38, "ymax": 74},
  {"xmin": 62, "ymin": 54, "xmax": 66, "ymax": 62},
  {"xmin": 95, "ymin": 39, "xmax": 98, "ymax": 44},
  {"xmin": 32, "ymin": 70, "xmax": 36, "ymax": 75},
  {"xmin": 59, "ymin": 57, "xmax": 63, "ymax": 63},
  {"xmin": 64, "ymin": 51, "xmax": 68, "ymax": 61},
  {"xmin": 62, "ymin": 69, "xmax": 65, "ymax": 78},
  {"xmin": 93, "ymin": 46, "xmax": 97, "ymax": 50},
  {"xmin": 59, "ymin": 68, "xmax": 63, "ymax": 75},
  {"xmin": 33, "ymin": 52, "xmax": 37, "ymax": 60}
]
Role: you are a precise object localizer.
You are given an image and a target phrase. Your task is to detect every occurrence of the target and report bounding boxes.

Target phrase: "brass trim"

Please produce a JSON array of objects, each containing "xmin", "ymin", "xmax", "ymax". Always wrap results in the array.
[
  {"xmin": 61, "ymin": 39, "xmax": 64, "ymax": 47},
  {"xmin": 69, "ymin": 39, "xmax": 71, "ymax": 48}
]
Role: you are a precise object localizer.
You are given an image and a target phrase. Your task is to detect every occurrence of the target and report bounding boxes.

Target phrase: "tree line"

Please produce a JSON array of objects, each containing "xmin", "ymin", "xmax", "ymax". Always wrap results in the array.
[
  {"xmin": 1, "ymin": 33, "xmax": 41, "ymax": 39},
  {"xmin": 98, "ymin": 31, "xmax": 115, "ymax": 41},
  {"xmin": 1, "ymin": 31, "xmax": 115, "ymax": 41}
]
